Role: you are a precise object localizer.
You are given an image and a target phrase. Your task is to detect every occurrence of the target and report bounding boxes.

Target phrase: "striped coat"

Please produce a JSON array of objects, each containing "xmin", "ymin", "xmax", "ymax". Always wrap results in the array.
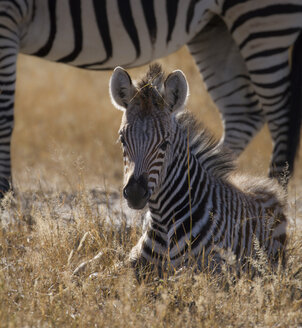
[{"xmin": 110, "ymin": 64, "xmax": 287, "ymax": 279}]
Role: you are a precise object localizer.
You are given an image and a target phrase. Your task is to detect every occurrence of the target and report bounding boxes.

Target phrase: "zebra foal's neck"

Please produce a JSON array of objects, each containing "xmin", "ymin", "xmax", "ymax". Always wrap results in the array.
[{"xmin": 110, "ymin": 64, "xmax": 287, "ymax": 277}]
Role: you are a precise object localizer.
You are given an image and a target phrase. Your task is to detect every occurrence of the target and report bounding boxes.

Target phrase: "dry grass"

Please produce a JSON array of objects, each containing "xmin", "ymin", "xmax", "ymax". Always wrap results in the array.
[
  {"xmin": 0, "ymin": 47, "xmax": 301, "ymax": 327},
  {"xmin": 0, "ymin": 188, "xmax": 302, "ymax": 327}
]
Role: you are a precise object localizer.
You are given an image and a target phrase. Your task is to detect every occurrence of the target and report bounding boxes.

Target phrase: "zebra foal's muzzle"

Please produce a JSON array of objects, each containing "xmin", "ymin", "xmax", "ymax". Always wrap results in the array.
[{"xmin": 123, "ymin": 174, "xmax": 150, "ymax": 209}]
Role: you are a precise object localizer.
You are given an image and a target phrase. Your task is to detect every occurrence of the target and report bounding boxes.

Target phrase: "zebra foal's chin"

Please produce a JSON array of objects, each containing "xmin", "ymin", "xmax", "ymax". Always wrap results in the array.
[{"xmin": 110, "ymin": 64, "xmax": 288, "ymax": 281}]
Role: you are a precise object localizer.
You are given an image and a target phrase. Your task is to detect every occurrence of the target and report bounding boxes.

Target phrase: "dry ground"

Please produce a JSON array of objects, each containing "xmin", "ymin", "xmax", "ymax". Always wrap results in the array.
[{"xmin": 0, "ymin": 47, "xmax": 301, "ymax": 327}]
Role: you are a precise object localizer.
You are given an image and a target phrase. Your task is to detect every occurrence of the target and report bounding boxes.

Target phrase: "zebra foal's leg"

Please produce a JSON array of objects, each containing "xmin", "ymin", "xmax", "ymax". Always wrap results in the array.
[
  {"xmin": 188, "ymin": 16, "xmax": 265, "ymax": 157},
  {"xmin": 129, "ymin": 231, "xmax": 165, "ymax": 282},
  {"xmin": 129, "ymin": 233, "xmax": 154, "ymax": 282},
  {"xmin": 129, "ymin": 250, "xmax": 152, "ymax": 283},
  {"xmin": 0, "ymin": 3, "xmax": 20, "ymax": 195}
]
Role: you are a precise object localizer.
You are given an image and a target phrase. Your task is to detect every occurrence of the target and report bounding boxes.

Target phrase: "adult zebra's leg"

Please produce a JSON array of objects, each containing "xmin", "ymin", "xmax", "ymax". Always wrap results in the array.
[
  {"xmin": 0, "ymin": 15, "xmax": 19, "ymax": 195},
  {"xmin": 220, "ymin": 2, "xmax": 302, "ymax": 183},
  {"xmin": 188, "ymin": 16, "xmax": 265, "ymax": 157},
  {"xmin": 235, "ymin": 34, "xmax": 301, "ymax": 183}
]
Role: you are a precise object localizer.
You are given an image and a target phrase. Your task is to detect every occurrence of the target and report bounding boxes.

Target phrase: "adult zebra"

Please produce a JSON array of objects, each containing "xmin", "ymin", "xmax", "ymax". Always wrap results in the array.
[
  {"xmin": 110, "ymin": 64, "xmax": 287, "ymax": 278},
  {"xmin": 0, "ymin": 0, "xmax": 302, "ymax": 193}
]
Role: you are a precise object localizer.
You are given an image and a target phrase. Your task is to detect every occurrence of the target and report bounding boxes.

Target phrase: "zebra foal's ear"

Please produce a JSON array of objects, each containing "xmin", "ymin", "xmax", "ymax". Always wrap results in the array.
[
  {"xmin": 164, "ymin": 70, "xmax": 188, "ymax": 113},
  {"xmin": 110, "ymin": 67, "xmax": 135, "ymax": 111}
]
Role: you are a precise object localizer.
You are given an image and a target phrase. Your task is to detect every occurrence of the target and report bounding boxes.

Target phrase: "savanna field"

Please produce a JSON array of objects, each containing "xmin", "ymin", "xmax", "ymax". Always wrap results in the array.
[{"xmin": 1, "ymin": 48, "xmax": 302, "ymax": 327}]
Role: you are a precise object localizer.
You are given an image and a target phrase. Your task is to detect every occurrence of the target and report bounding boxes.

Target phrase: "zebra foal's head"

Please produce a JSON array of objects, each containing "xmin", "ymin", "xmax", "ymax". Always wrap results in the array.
[{"xmin": 110, "ymin": 64, "xmax": 188, "ymax": 209}]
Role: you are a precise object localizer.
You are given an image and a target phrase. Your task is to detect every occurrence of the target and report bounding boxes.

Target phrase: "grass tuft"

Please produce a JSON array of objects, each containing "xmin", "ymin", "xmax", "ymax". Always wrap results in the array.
[{"xmin": 1, "ymin": 185, "xmax": 302, "ymax": 327}]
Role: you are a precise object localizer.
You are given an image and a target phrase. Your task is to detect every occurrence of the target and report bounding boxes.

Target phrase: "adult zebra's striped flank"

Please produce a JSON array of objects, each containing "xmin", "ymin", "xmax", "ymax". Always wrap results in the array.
[
  {"xmin": 0, "ymin": 0, "xmax": 302, "ymax": 194},
  {"xmin": 110, "ymin": 64, "xmax": 287, "ymax": 279}
]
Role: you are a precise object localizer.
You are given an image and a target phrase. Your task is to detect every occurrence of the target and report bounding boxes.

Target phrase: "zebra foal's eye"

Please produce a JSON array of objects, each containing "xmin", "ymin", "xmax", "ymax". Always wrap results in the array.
[
  {"xmin": 159, "ymin": 140, "xmax": 169, "ymax": 151},
  {"xmin": 120, "ymin": 135, "xmax": 126, "ymax": 146}
]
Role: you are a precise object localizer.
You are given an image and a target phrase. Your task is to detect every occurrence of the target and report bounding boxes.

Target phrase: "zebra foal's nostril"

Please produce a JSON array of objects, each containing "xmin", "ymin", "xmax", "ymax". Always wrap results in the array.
[
  {"xmin": 123, "ymin": 187, "xmax": 129, "ymax": 199},
  {"xmin": 122, "ymin": 174, "xmax": 150, "ymax": 209}
]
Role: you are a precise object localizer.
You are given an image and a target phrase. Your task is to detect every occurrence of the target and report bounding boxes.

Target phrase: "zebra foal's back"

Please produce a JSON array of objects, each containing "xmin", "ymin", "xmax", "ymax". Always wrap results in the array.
[
  {"xmin": 109, "ymin": 64, "xmax": 288, "ymax": 279},
  {"xmin": 224, "ymin": 175, "xmax": 287, "ymax": 267}
]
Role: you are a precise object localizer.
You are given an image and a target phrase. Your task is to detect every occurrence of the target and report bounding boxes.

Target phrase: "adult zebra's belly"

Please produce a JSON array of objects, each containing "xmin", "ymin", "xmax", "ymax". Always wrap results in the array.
[
  {"xmin": 21, "ymin": 26, "xmax": 191, "ymax": 71},
  {"xmin": 19, "ymin": 0, "xmax": 212, "ymax": 70}
]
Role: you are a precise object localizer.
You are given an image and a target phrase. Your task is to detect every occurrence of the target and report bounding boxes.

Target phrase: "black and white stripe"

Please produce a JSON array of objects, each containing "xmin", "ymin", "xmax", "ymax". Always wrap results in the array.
[
  {"xmin": 0, "ymin": 0, "xmax": 302, "ymax": 193},
  {"xmin": 110, "ymin": 65, "xmax": 287, "ymax": 278}
]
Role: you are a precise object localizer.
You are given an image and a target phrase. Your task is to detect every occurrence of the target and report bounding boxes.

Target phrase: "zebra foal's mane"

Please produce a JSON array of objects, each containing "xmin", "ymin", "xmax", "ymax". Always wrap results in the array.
[
  {"xmin": 176, "ymin": 111, "xmax": 236, "ymax": 179},
  {"xmin": 176, "ymin": 111, "xmax": 285, "ymax": 203},
  {"xmin": 137, "ymin": 63, "xmax": 164, "ymax": 92},
  {"xmin": 134, "ymin": 63, "xmax": 166, "ymax": 113},
  {"xmin": 135, "ymin": 64, "xmax": 236, "ymax": 180}
]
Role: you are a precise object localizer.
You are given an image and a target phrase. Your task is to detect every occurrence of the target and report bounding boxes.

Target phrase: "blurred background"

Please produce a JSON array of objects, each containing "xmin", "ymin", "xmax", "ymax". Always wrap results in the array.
[{"xmin": 13, "ymin": 47, "xmax": 301, "ymax": 193}]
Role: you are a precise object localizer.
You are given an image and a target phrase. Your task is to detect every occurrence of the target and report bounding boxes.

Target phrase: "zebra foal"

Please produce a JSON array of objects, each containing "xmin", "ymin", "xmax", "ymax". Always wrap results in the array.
[{"xmin": 110, "ymin": 64, "xmax": 287, "ymax": 278}]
